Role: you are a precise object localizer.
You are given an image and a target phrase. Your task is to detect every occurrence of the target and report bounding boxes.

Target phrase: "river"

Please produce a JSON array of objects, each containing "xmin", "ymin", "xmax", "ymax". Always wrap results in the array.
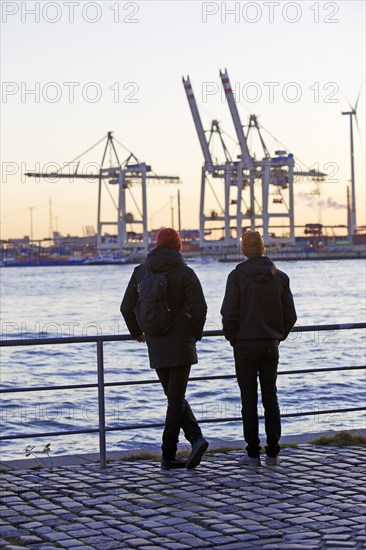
[{"xmin": 1, "ymin": 258, "xmax": 365, "ymax": 460}]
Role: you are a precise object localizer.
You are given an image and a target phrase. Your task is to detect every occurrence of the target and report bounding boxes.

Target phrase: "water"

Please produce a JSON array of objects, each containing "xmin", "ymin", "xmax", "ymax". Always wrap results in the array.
[{"xmin": 1, "ymin": 259, "xmax": 365, "ymax": 460}]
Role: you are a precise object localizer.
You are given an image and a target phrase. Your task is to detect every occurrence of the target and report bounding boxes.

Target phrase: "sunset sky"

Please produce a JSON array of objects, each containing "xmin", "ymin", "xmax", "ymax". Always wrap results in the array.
[{"xmin": 1, "ymin": 0, "xmax": 365, "ymax": 240}]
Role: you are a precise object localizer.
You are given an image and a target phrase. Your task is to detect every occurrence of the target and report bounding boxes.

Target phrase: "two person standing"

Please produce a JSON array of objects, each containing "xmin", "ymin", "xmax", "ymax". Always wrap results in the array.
[{"xmin": 121, "ymin": 228, "xmax": 296, "ymax": 469}]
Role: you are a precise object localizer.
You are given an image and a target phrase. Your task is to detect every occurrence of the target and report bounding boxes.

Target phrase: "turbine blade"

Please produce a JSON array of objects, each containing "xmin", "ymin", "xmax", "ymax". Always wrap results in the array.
[
  {"xmin": 343, "ymin": 94, "xmax": 353, "ymax": 111},
  {"xmin": 355, "ymin": 113, "xmax": 365, "ymax": 151},
  {"xmin": 355, "ymin": 114, "xmax": 362, "ymax": 140},
  {"xmin": 355, "ymin": 113, "xmax": 360, "ymax": 132},
  {"xmin": 354, "ymin": 84, "xmax": 362, "ymax": 112}
]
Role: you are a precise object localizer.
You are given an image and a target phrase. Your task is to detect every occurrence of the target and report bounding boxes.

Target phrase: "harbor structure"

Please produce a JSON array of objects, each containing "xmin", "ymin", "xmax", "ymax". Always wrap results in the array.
[
  {"xmin": 25, "ymin": 132, "xmax": 180, "ymax": 255},
  {"xmin": 12, "ymin": 75, "xmax": 363, "ymax": 257},
  {"xmin": 183, "ymin": 69, "xmax": 327, "ymax": 246}
]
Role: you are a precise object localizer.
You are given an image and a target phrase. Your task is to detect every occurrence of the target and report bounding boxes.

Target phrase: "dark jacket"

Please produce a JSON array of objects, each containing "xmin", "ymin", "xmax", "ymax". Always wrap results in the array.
[
  {"xmin": 221, "ymin": 256, "xmax": 297, "ymax": 345},
  {"xmin": 120, "ymin": 246, "xmax": 207, "ymax": 369}
]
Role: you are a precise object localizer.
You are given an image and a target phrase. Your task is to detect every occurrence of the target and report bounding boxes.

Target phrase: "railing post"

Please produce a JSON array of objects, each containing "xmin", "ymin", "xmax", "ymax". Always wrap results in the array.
[{"xmin": 97, "ymin": 340, "xmax": 107, "ymax": 468}]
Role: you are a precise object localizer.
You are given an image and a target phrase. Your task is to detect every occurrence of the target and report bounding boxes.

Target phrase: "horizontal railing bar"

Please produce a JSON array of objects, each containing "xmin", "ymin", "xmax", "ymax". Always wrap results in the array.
[
  {"xmin": 278, "ymin": 365, "xmax": 366, "ymax": 375},
  {"xmin": 106, "ymin": 407, "xmax": 366, "ymax": 430},
  {"xmin": 0, "ymin": 322, "xmax": 365, "ymax": 347},
  {"xmin": 0, "ymin": 334, "xmax": 132, "ymax": 347},
  {"xmin": 1, "ymin": 365, "xmax": 365, "ymax": 394},
  {"xmin": 1, "ymin": 383, "xmax": 99, "ymax": 394},
  {"xmin": 290, "ymin": 322, "xmax": 366, "ymax": 332},
  {"xmin": 1, "ymin": 407, "xmax": 365, "ymax": 441},
  {"xmin": 0, "ymin": 428, "xmax": 100, "ymax": 440}
]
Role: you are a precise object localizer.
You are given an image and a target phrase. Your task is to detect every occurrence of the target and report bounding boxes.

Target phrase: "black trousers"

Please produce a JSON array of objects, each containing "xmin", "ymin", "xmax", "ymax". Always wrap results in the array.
[
  {"xmin": 156, "ymin": 365, "xmax": 202, "ymax": 460},
  {"xmin": 234, "ymin": 344, "xmax": 281, "ymax": 458}
]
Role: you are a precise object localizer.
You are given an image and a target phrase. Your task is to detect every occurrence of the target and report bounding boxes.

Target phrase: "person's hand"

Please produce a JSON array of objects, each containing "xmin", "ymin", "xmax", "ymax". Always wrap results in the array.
[{"xmin": 137, "ymin": 333, "xmax": 146, "ymax": 343}]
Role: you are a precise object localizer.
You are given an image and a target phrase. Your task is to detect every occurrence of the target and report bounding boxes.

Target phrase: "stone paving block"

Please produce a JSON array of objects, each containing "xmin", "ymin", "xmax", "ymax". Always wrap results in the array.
[
  {"xmin": 0, "ymin": 525, "xmax": 25, "ymax": 537},
  {"xmin": 184, "ymin": 540, "xmax": 214, "ymax": 548},
  {"xmin": 81, "ymin": 521, "xmax": 107, "ymax": 530},
  {"xmin": 58, "ymin": 541, "xmax": 92, "ymax": 548},
  {"xmin": 160, "ymin": 518, "xmax": 188, "ymax": 527},
  {"xmin": 286, "ymin": 516, "xmax": 315, "ymax": 525},
  {"xmin": 220, "ymin": 525, "xmax": 251, "ymax": 535},
  {"xmin": 324, "ymin": 533, "xmax": 353, "ymax": 541},
  {"xmin": 140, "ymin": 521, "xmax": 164, "ymax": 530},
  {"xmin": 83, "ymin": 537, "xmax": 127, "ymax": 549},
  {"xmin": 263, "ymin": 543, "xmax": 315, "ymax": 549},
  {"xmin": 230, "ymin": 533, "xmax": 260, "ymax": 542},
  {"xmin": 150, "ymin": 537, "xmax": 177, "ymax": 545},
  {"xmin": 43, "ymin": 531, "xmax": 73, "ymax": 542},
  {"xmin": 202, "ymin": 534, "xmax": 241, "ymax": 545},
  {"xmin": 71, "ymin": 526, "xmax": 104, "ymax": 538},
  {"xmin": 151, "ymin": 526, "xmax": 179, "ymax": 537},
  {"xmin": 171, "ymin": 511, "xmax": 196, "ymax": 519},
  {"xmin": 125, "ymin": 539, "xmax": 159, "ymax": 548},
  {"xmin": 1, "ymin": 517, "xmax": 26, "ymax": 526},
  {"xmin": 322, "ymin": 543, "xmax": 357, "ymax": 548},
  {"xmin": 17, "ymin": 535, "xmax": 44, "ymax": 544},
  {"xmin": 214, "ymin": 543, "xmax": 256, "ymax": 550},
  {"xmin": 136, "ymin": 509, "xmax": 161, "ymax": 518},
  {"xmin": 158, "ymin": 543, "xmax": 192, "ymax": 550},
  {"xmin": 265, "ymin": 520, "xmax": 290, "ymax": 530},
  {"xmin": 193, "ymin": 529, "xmax": 228, "ymax": 539}
]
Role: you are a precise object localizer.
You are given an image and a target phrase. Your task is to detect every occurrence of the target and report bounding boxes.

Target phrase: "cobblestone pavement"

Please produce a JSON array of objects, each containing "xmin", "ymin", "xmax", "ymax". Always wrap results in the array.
[{"xmin": 0, "ymin": 445, "xmax": 365, "ymax": 549}]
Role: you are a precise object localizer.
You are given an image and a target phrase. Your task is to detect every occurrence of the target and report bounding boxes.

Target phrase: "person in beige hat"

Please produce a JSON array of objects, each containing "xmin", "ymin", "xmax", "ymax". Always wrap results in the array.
[{"xmin": 221, "ymin": 231, "xmax": 297, "ymax": 466}]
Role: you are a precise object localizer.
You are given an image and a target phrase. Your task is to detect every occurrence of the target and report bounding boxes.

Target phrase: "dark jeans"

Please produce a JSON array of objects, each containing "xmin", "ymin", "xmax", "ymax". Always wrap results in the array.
[
  {"xmin": 234, "ymin": 344, "xmax": 281, "ymax": 458},
  {"xmin": 156, "ymin": 365, "xmax": 202, "ymax": 460}
]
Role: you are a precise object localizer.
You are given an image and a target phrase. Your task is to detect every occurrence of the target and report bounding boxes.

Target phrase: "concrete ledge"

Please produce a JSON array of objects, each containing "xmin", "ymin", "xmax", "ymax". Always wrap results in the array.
[{"xmin": 1, "ymin": 428, "xmax": 365, "ymax": 471}]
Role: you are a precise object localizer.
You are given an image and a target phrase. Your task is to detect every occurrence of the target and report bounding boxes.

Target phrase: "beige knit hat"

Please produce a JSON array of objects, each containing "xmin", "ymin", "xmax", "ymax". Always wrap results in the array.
[{"xmin": 241, "ymin": 231, "xmax": 265, "ymax": 258}]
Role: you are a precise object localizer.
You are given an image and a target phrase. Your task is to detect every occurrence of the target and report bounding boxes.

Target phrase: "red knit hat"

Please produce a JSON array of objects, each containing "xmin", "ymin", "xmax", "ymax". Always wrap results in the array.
[{"xmin": 156, "ymin": 228, "xmax": 182, "ymax": 251}]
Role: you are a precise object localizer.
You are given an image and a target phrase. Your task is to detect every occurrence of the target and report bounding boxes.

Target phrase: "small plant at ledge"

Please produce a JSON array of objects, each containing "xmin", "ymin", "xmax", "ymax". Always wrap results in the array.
[
  {"xmin": 311, "ymin": 431, "xmax": 366, "ymax": 447},
  {"xmin": 24, "ymin": 443, "xmax": 53, "ymax": 469}
]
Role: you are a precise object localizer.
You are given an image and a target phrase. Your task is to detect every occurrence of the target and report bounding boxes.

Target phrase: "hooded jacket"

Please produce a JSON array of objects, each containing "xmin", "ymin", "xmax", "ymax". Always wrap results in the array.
[
  {"xmin": 221, "ymin": 256, "xmax": 297, "ymax": 345},
  {"xmin": 120, "ymin": 246, "xmax": 207, "ymax": 369}
]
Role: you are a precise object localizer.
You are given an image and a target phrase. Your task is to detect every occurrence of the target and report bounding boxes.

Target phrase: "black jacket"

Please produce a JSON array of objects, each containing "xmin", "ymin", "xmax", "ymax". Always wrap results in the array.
[
  {"xmin": 221, "ymin": 256, "xmax": 297, "ymax": 345},
  {"xmin": 120, "ymin": 246, "xmax": 207, "ymax": 369}
]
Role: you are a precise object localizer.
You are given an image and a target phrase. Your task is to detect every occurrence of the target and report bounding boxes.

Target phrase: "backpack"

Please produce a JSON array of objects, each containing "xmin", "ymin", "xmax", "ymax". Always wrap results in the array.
[{"xmin": 136, "ymin": 270, "xmax": 173, "ymax": 337}]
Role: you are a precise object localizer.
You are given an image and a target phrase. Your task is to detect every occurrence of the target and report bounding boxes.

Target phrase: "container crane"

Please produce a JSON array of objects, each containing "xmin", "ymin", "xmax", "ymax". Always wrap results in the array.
[
  {"xmin": 183, "ymin": 70, "xmax": 327, "ymax": 245},
  {"xmin": 220, "ymin": 69, "xmax": 297, "ymax": 243},
  {"xmin": 25, "ymin": 132, "xmax": 180, "ymax": 252}
]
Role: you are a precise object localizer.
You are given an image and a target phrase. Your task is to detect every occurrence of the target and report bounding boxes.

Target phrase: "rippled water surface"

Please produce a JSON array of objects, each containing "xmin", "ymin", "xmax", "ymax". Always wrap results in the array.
[{"xmin": 1, "ymin": 259, "xmax": 365, "ymax": 459}]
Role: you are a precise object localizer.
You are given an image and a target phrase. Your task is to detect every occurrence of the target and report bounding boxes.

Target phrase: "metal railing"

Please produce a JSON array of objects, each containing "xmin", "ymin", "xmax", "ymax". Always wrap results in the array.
[{"xmin": 1, "ymin": 323, "xmax": 365, "ymax": 468}]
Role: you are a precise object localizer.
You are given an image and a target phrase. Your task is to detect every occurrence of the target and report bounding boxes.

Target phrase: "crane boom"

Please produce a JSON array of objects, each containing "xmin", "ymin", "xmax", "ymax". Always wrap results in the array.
[
  {"xmin": 220, "ymin": 69, "xmax": 253, "ymax": 169},
  {"xmin": 182, "ymin": 76, "xmax": 214, "ymax": 172},
  {"xmin": 25, "ymin": 173, "xmax": 180, "ymax": 183}
]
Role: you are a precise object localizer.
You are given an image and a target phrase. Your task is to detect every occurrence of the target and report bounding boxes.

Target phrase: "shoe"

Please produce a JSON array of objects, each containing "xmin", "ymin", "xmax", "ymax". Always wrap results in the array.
[
  {"xmin": 265, "ymin": 455, "xmax": 280, "ymax": 466},
  {"xmin": 238, "ymin": 455, "xmax": 261, "ymax": 467},
  {"xmin": 161, "ymin": 457, "xmax": 187, "ymax": 470},
  {"xmin": 186, "ymin": 437, "xmax": 208, "ymax": 469}
]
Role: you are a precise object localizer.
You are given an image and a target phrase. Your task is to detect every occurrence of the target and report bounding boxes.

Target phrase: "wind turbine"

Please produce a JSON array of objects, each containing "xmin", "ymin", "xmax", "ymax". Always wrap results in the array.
[{"xmin": 342, "ymin": 89, "xmax": 361, "ymax": 236}]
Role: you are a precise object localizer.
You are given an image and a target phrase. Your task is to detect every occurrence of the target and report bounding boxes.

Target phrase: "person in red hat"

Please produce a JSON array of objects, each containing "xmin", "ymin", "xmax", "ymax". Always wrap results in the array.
[
  {"xmin": 121, "ymin": 228, "xmax": 208, "ymax": 470},
  {"xmin": 221, "ymin": 231, "xmax": 297, "ymax": 467}
]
